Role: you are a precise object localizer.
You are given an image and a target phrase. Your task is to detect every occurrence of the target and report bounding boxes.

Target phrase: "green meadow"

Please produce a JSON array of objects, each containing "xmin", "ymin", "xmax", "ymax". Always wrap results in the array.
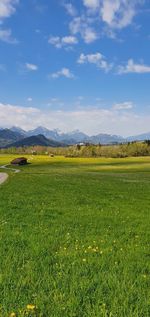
[{"xmin": 0, "ymin": 155, "xmax": 150, "ymax": 317}]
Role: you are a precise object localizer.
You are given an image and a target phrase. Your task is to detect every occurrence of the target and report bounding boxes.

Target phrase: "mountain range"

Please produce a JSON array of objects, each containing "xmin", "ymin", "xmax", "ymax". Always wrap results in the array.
[
  {"xmin": 7, "ymin": 134, "xmax": 65, "ymax": 148},
  {"xmin": 0, "ymin": 126, "xmax": 150, "ymax": 148}
]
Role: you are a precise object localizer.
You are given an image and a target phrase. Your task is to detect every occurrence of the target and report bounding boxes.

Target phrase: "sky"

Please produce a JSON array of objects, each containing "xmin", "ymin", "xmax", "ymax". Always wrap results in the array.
[{"xmin": 0, "ymin": 0, "xmax": 150, "ymax": 136}]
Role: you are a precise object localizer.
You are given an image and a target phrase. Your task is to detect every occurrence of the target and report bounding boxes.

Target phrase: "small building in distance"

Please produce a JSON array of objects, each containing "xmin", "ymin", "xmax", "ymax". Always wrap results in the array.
[{"xmin": 11, "ymin": 157, "xmax": 28, "ymax": 165}]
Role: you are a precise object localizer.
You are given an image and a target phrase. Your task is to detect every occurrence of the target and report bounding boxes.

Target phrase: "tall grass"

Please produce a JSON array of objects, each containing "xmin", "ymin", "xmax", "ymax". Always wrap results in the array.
[{"xmin": 0, "ymin": 155, "xmax": 150, "ymax": 316}]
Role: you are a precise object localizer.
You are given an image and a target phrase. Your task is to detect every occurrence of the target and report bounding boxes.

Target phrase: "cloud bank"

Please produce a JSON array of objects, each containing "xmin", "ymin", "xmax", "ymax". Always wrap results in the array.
[{"xmin": 0, "ymin": 102, "xmax": 150, "ymax": 137}]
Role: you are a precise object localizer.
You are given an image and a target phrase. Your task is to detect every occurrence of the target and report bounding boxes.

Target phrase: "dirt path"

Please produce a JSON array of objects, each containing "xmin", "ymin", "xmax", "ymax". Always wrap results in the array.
[
  {"xmin": 0, "ymin": 164, "xmax": 21, "ymax": 185},
  {"xmin": 0, "ymin": 173, "xmax": 8, "ymax": 185},
  {"xmin": 0, "ymin": 164, "xmax": 20, "ymax": 173}
]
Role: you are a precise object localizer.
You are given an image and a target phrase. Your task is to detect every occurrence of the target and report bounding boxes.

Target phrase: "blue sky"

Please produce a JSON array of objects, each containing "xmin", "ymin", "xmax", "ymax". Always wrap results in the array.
[{"xmin": 0, "ymin": 0, "xmax": 150, "ymax": 136}]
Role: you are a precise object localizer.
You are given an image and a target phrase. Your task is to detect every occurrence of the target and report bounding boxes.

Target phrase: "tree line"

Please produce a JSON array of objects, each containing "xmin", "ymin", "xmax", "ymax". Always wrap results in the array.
[{"xmin": 1, "ymin": 141, "xmax": 150, "ymax": 158}]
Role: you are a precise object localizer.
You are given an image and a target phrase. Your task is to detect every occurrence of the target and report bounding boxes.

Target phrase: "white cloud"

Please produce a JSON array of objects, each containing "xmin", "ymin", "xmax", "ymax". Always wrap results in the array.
[
  {"xmin": 63, "ymin": 3, "xmax": 77, "ymax": 16},
  {"xmin": 83, "ymin": 0, "xmax": 99, "ymax": 10},
  {"xmin": 48, "ymin": 36, "xmax": 60, "ymax": 47},
  {"xmin": 100, "ymin": 0, "xmax": 141, "ymax": 29},
  {"xmin": 78, "ymin": 52, "xmax": 112, "ymax": 72},
  {"xmin": 83, "ymin": 27, "xmax": 98, "ymax": 43},
  {"xmin": 50, "ymin": 68, "xmax": 75, "ymax": 79},
  {"xmin": 0, "ymin": 103, "xmax": 40, "ymax": 129},
  {"xmin": 0, "ymin": 28, "xmax": 17, "ymax": 43},
  {"xmin": 0, "ymin": 103, "xmax": 39, "ymax": 114},
  {"xmin": 78, "ymin": 52, "xmax": 102, "ymax": 64},
  {"xmin": 0, "ymin": 102, "xmax": 150, "ymax": 137},
  {"xmin": 113, "ymin": 101, "xmax": 134, "ymax": 110},
  {"xmin": 0, "ymin": 1, "xmax": 19, "ymax": 43},
  {"xmin": 27, "ymin": 97, "xmax": 33, "ymax": 102},
  {"xmin": 69, "ymin": 16, "xmax": 98, "ymax": 43},
  {"xmin": 25, "ymin": 63, "xmax": 38, "ymax": 71},
  {"xmin": 62, "ymin": 0, "xmax": 145, "ymax": 44},
  {"xmin": 82, "ymin": 0, "xmax": 143, "ymax": 30},
  {"xmin": 62, "ymin": 36, "xmax": 78, "ymax": 45},
  {"xmin": 0, "ymin": 0, "xmax": 19, "ymax": 20},
  {"xmin": 67, "ymin": 0, "xmax": 144, "ymax": 43},
  {"xmin": 48, "ymin": 35, "xmax": 78, "ymax": 48},
  {"xmin": 101, "ymin": 1, "xmax": 120, "ymax": 25},
  {"xmin": 118, "ymin": 59, "xmax": 150, "ymax": 74}
]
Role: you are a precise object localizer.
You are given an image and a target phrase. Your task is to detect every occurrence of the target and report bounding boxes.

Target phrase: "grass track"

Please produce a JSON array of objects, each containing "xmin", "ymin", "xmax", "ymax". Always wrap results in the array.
[{"xmin": 0, "ymin": 155, "xmax": 150, "ymax": 316}]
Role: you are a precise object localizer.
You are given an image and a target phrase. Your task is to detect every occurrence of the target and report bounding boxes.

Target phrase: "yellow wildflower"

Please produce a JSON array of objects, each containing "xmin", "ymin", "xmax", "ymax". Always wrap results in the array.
[
  {"xmin": 93, "ymin": 248, "xmax": 97, "ymax": 252},
  {"xmin": 82, "ymin": 258, "xmax": 86, "ymax": 262},
  {"xmin": 10, "ymin": 313, "xmax": 16, "ymax": 317},
  {"xmin": 27, "ymin": 304, "xmax": 35, "ymax": 310}
]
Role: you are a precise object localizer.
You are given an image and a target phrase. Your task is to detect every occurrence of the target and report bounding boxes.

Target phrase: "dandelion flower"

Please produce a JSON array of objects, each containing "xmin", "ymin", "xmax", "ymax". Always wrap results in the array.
[
  {"xmin": 93, "ymin": 248, "xmax": 97, "ymax": 252},
  {"xmin": 82, "ymin": 258, "xmax": 86, "ymax": 262},
  {"xmin": 10, "ymin": 313, "xmax": 16, "ymax": 317},
  {"xmin": 27, "ymin": 304, "xmax": 35, "ymax": 310}
]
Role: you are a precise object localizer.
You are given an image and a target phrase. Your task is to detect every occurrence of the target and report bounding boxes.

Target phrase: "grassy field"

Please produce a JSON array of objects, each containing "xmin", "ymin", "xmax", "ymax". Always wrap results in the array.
[{"xmin": 0, "ymin": 155, "xmax": 150, "ymax": 317}]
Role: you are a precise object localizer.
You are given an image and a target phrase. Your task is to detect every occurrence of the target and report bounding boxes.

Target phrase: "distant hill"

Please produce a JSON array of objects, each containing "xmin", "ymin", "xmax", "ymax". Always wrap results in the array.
[
  {"xmin": 0, "ymin": 129, "xmax": 23, "ymax": 147},
  {"xmin": 27, "ymin": 126, "xmax": 60, "ymax": 140},
  {"xmin": 57, "ymin": 130, "xmax": 89, "ymax": 144},
  {"xmin": 89, "ymin": 133, "xmax": 124, "ymax": 145},
  {"xmin": 5, "ymin": 134, "xmax": 65, "ymax": 148},
  {"xmin": 1, "ymin": 126, "xmax": 149, "ymax": 147},
  {"xmin": 10, "ymin": 126, "xmax": 27, "ymax": 136},
  {"xmin": 10, "ymin": 126, "xmax": 124, "ymax": 145},
  {"xmin": 127, "ymin": 132, "xmax": 150, "ymax": 142}
]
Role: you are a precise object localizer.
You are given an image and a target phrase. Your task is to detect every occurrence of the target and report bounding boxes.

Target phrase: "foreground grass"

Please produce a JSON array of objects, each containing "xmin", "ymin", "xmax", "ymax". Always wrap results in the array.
[{"xmin": 0, "ymin": 155, "xmax": 150, "ymax": 317}]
